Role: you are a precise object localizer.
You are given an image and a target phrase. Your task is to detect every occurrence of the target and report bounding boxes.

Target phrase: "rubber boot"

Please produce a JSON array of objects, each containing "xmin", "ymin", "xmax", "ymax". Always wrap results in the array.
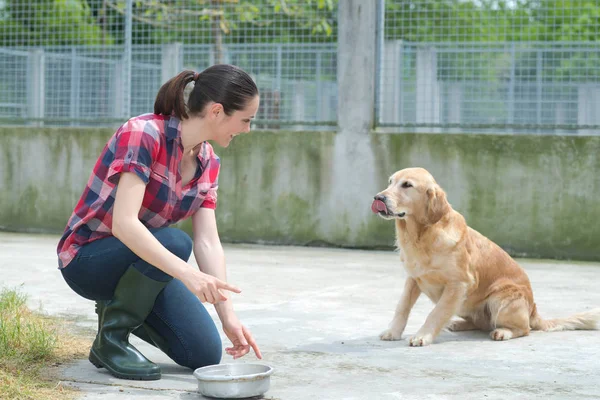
[
  {"xmin": 132, "ymin": 323, "xmax": 170, "ymax": 355},
  {"xmin": 95, "ymin": 300, "xmax": 170, "ymax": 355},
  {"xmin": 89, "ymin": 266, "xmax": 168, "ymax": 380}
]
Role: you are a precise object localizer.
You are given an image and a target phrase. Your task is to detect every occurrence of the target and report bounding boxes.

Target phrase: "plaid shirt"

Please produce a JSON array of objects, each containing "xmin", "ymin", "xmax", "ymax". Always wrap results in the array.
[{"xmin": 57, "ymin": 114, "xmax": 220, "ymax": 269}]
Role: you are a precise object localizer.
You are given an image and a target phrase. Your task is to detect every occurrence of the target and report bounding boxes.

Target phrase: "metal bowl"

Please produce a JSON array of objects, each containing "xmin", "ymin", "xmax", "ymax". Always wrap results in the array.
[{"xmin": 193, "ymin": 363, "xmax": 274, "ymax": 399}]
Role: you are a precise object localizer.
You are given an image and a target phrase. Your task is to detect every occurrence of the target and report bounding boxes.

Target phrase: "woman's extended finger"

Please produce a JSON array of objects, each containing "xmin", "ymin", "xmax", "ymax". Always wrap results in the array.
[
  {"xmin": 243, "ymin": 326, "xmax": 262, "ymax": 359},
  {"xmin": 217, "ymin": 280, "xmax": 242, "ymax": 294}
]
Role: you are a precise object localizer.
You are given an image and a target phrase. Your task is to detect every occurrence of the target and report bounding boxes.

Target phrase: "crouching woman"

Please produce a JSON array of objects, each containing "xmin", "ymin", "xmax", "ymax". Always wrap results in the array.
[{"xmin": 56, "ymin": 64, "xmax": 262, "ymax": 380}]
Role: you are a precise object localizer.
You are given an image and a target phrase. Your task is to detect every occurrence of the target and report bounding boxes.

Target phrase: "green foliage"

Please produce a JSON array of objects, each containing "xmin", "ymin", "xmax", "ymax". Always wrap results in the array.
[
  {"xmin": 1, "ymin": 0, "xmax": 598, "ymax": 46},
  {"xmin": 0, "ymin": 0, "xmax": 597, "ymax": 84},
  {"xmin": 385, "ymin": 0, "xmax": 600, "ymax": 83},
  {"xmin": 79, "ymin": 0, "xmax": 337, "ymax": 45},
  {"xmin": 527, "ymin": 0, "xmax": 600, "ymax": 41},
  {"xmin": 0, "ymin": 0, "xmax": 110, "ymax": 46},
  {"xmin": 385, "ymin": 0, "xmax": 600, "ymax": 42}
]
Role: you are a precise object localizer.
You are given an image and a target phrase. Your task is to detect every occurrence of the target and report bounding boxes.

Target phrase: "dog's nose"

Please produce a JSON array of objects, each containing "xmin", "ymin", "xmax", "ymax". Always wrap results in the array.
[{"xmin": 374, "ymin": 194, "xmax": 386, "ymax": 202}]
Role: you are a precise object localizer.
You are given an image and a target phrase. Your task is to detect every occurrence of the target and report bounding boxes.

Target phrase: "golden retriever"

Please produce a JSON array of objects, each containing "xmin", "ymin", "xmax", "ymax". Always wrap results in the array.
[{"xmin": 372, "ymin": 167, "xmax": 600, "ymax": 346}]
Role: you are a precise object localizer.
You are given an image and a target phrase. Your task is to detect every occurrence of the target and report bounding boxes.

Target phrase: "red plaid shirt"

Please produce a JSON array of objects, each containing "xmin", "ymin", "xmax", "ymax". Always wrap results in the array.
[{"xmin": 57, "ymin": 114, "xmax": 220, "ymax": 269}]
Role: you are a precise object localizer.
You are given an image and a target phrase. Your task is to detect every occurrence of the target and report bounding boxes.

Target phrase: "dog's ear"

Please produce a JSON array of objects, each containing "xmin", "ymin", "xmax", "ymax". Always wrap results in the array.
[{"xmin": 426, "ymin": 185, "xmax": 450, "ymax": 225}]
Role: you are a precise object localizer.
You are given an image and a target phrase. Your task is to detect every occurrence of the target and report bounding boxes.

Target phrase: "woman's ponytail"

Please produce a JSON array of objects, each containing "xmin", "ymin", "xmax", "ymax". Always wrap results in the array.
[{"xmin": 153, "ymin": 70, "xmax": 197, "ymax": 120}]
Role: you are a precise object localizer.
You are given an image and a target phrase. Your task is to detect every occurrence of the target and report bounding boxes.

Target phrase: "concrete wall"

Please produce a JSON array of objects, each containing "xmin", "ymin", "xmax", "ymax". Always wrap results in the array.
[{"xmin": 1, "ymin": 127, "xmax": 599, "ymax": 261}]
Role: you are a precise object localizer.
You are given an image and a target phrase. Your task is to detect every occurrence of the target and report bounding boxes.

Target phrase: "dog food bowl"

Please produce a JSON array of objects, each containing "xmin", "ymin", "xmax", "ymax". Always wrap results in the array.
[{"xmin": 193, "ymin": 363, "xmax": 274, "ymax": 399}]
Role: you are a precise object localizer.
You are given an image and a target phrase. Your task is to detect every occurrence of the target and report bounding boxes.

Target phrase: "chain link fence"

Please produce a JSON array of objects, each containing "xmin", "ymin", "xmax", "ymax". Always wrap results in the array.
[
  {"xmin": 377, "ymin": 0, "xmax": 600, "ymax": 134},
  {"xmin": 0, "ymin": 0, "xmax": 338, "ymax": 129},
  {"xmin": 1, "ymin": 1, "xmax": 599, "ymax": 134}
]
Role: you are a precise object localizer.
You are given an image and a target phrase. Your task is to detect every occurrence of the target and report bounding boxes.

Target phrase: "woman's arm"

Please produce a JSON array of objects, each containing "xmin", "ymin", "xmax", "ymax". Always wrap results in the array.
[
  {"xmin": 112, "ymin": 172, "xmax": 239, "ymax": 303},
  {"xmin": 192, "ymin": 208, "xmax": 262, "ymax": 359},
  {"xmin": 191, "ymin": 208, "xmax": 236, "ymax": 316}
]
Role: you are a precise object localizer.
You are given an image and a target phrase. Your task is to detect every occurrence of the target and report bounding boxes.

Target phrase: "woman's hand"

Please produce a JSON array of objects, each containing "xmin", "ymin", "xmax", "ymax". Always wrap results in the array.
[
  {"xmin": 222, "ymin": 313, "xmax": 262, "ymax": 360},
  {"xmin": 189, "ymin": 208, "xmax": 260, "ymax": 358},
  {"xmin": 181, "ymin": 267, "xmax": 241, "ymax": 304}
]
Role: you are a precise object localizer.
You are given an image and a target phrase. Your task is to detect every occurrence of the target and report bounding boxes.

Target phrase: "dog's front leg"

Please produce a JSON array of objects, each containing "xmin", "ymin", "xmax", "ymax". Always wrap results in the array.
[
  {"xmin": 380, "ymin": 277, "xmax": 421, "ymax": 341},
  {"xmin": 409, "ymin": 283, "xmax": 467, "ymax": 347}
]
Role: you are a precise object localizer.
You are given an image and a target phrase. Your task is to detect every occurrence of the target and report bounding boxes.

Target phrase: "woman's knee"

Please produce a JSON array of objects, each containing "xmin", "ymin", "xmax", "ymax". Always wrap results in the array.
[
  {"xmin": 149, "ymin": 279, "xmax": 223, "ymax": 369},
  {"xmin": 155, "ymin": 228, "xmax": 193, "ymax": 261},
  {"xmin": 166, "ymin": 328, "xmax": 222, "ymax": 369},
  {"xmin": 186, "ymin": 335, "xmax": 222, "ymax": 369}
]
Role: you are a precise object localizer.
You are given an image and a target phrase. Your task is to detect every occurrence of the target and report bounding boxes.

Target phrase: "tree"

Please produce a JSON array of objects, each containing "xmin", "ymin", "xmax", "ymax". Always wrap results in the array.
[
  {"xmin": 92, "ymin": 0, "xmax": 336, "ymax": 48},
  {"xmin": 383, "ymin": 0, "xmax": 600, "ymax": 42},
  {"xmin": 0, "ymin": 0, "xmax": 337, "ymax": 48},
  {"xmin": 0, "ymin": 0, "xmax": 108, "ymax": 46},
  {"xmin": 383, "ymin": 0, "xmax": 600, "ymax": 83}
]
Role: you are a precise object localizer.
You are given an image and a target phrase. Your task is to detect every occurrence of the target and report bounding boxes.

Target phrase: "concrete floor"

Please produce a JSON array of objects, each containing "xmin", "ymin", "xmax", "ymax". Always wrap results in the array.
[{"xmin": 2, "ymin": 231, "xmax": 600, "ymax": 399}]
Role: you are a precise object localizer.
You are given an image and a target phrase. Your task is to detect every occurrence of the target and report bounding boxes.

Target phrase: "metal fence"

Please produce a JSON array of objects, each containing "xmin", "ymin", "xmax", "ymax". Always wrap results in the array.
[
  {"xmin": 1, "ymin": 0, "xmax": 599, "ymax": 134},
  {"xmin": 0, "ymin": 0, "xmax": 338, "ymax": 129},
  {"xmin": 377, "ymin": 41, "xmax": 600, "ymax": 134},
  {"xmin": 377, "ymin": 0, "xmax": 600, "ymax": 134}
]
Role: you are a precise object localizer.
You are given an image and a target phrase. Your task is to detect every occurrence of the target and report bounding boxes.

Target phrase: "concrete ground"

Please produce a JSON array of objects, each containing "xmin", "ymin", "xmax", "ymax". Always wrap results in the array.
[{"xmin": 1, "ymin": 231, "xmax": 600, "ymax": 400}]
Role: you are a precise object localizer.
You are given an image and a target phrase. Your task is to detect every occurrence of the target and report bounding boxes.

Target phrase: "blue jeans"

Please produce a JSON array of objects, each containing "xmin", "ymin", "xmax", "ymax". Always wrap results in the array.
[{"xmin": 60, "ymin": 227, "xmax": 222, "ymax": 369}]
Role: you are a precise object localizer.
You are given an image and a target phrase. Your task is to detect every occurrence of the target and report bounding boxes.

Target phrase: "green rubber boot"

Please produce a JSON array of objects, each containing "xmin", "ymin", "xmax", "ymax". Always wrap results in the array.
[
  {"xmin": 95, "ymin": 301, "xmax": 170, "ymax": 356},
  {"xmin": 89, "ymin": 266, "xmax": 168, "ymax": 380}
]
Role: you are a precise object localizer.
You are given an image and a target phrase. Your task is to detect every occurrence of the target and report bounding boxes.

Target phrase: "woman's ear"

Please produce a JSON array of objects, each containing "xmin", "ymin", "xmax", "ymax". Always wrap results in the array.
[
  {"xmin": 208, "ymin": 103, "xmax": 224, "ymax": 119},
  {"xmin": 426, "ymin": 185, "xmax": 450, "ymax": 225}
]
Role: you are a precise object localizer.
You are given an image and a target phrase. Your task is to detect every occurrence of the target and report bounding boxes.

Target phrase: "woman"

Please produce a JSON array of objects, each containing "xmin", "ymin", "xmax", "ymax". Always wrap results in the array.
[{"xmin": 56, "ymin": 64, "xmax": 262, "ymax": 381}]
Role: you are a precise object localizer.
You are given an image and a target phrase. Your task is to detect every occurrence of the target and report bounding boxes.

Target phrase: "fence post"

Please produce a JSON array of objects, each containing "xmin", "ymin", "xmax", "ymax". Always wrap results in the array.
[
  {"xmin": 316, "ymin": 51, "xmax": 322, "ymax": 122},
  {"xmin": 27, "ymin": 48, "xmax": 45, "ymax": 126},
  {"xmin": 397, "ymin": 40, "xmax": 404, "ymax": 125},
  {"xmin": 276, "ymin": 45, "xmax": 282, "ymax": 92},
  {"xmin": 162, "ymin": 42, "xmax": 183, "ymax": 84},
  {"xmin": 380, "ymin": 39, "xmax": 404, "ymax": 125},
  {"xmin": 70, "ymin": 47, "xmax": 80, "ymax": 126},
  {"xmin": 113, "ymin": 62, "xmax": 124, "ymax": 119},
  {"xmin": 375, "ymin": 0, "xmax": 385, "ymax": 125},
  {"xmin": 507, "ymin": 43, "xmax": 516, "ymax": 127},
  {"xmin": 416, "ymin": 47, "xmax": 440, "ymax": 132},
  {"xmin": 337, "ymin": 0, "xmax": 377, "ymax": 135},
  {"xmin": 448, "ymin": 83, "xmax": 462, "ymax": 126},
  {"xmin": 292, "ymin": 81, "xmax": 305, "ymax": 131},
  {"xmin": 578, "ymin": 84, "xmax": 600, "ymax": 135},
  {"xmin": 537, "ymin": 50, "xmax": 543, "ymax": 128}
]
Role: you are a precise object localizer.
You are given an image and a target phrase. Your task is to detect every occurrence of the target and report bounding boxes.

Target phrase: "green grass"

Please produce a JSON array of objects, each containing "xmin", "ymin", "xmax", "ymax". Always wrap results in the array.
[
  {"xmin": 0, "ymin": 287, "xmax": 89, "ymax": 400},
  {"xmin": 0, "ymin": 289, "xmax": 56, "ymax": 363}
]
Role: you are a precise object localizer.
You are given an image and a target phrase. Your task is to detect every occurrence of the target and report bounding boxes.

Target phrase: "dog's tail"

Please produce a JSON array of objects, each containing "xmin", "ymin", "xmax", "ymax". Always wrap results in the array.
[{"xmin": 530, "ymin": 307, "xmax": 600, "ymax": 332}]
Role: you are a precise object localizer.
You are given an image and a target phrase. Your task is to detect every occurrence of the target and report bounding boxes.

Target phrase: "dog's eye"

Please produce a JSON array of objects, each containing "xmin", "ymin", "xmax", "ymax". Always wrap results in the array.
[{"xmin": 401, "ymin": 181, "xmax": 413, "ymax": 188}]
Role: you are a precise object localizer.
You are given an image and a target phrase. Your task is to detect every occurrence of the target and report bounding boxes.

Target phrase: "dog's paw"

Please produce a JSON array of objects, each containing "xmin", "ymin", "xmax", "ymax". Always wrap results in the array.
[
  {"xmin": 379, "ymin": 328, "xmax": 403, "ymax": 341},
  {"xmin": 446, "ymin": 319, "xmax": 475, "ymax": 332},
  {"xmin": 490, "ymin": 328, "xmax": 513, "ymax": 341},
  {"xmin": 409, "ymin": 333, "xmax": 433, "ymax": 347},
  {"xmin": 446, "ymin": 320, "xmax": 462, "ymax": 332}
]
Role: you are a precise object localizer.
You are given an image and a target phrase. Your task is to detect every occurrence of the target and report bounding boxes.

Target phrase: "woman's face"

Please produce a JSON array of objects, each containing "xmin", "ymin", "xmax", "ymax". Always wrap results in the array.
[{"xmin": 211, "ymin": 95, "xmax": 260, "ymax": 148}]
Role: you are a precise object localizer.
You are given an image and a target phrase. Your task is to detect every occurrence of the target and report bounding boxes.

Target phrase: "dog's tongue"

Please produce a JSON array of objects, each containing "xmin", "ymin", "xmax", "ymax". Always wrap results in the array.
[{"xmin": 371, "ymin": 199, "xmax": 388, "ymax": 214}]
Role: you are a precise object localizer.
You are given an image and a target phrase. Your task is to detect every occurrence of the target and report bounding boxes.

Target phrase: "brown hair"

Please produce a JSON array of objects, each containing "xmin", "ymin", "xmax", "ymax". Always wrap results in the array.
[{"xmin": 154, "ymin": 64, "xmax": 259, "ymax": 120}]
